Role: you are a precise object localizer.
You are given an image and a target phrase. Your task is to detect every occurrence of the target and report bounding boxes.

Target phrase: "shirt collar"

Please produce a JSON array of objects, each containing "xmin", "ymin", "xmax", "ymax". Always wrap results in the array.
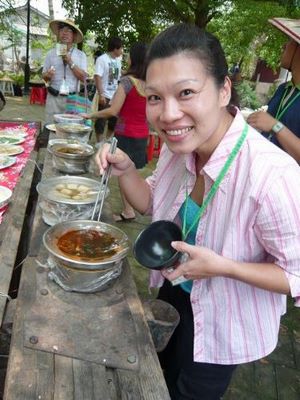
[
  {"xmin": 185, "ymin": 108, "xmax": 246, "ymax": 188},
  {"xmin": 286, "ymin": 80, "xmax": 300, "ymax": 90}
]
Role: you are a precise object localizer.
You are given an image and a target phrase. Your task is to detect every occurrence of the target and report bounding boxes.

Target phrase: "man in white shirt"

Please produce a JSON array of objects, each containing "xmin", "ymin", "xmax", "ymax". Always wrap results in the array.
[
  {"xmin": 94, "ymin": 37, "xmax": 123, "ymax": 142},
  {"xmin": 42, "ymin": 19, "xmax": 88, "ymax": 124}
]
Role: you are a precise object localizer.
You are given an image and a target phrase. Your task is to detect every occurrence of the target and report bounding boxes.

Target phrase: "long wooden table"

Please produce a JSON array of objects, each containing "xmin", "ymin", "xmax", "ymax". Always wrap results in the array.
[{"xmin": 4, "ymin": 134, "xmax": 170, "ymax": 399}]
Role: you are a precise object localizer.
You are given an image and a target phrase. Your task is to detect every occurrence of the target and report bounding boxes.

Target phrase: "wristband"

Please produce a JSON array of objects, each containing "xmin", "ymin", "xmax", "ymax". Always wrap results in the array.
[{"xmin": 69, "ymin": 62, "xmax": 75, "ymax": 70}]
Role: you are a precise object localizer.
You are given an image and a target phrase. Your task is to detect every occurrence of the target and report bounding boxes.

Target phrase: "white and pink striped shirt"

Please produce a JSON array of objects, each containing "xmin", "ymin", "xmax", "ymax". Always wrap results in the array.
[{"xmin": 146, "ymin": 110, "xmax": 300, "ymax": 365}]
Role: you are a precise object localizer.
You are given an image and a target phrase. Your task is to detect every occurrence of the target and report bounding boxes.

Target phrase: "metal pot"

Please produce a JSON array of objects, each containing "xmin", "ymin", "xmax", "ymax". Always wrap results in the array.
[
  {"xmin": 53, "ymin": 113, "xmax": 84, "ymax": 125},
  {"xmin": 49, "ymin": 142, "xmax": 95, "ymax": 174},
  {"xmin": 43, "ymin": 220, "xmax": 130, "ymax": 292},
  {"xmin": 55, "ymin": 123, "xmax": 91, "ymax": 143},
  {"xmin": 36, "ymin": 176, "xmax": 108, "ymax": 226}
]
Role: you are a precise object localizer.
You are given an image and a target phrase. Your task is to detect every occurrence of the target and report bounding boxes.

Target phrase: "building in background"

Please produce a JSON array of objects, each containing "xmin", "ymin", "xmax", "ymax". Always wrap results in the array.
[{"xmin": 0, "ymin": 4, "xmax": 49, "ymax": 72}]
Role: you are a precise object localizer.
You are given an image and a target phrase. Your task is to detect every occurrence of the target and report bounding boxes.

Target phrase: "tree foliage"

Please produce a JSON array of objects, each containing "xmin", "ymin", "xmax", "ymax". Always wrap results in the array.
[{"xmin": 44, "ymin": 0, "xmax": 300, "ymax": 74}]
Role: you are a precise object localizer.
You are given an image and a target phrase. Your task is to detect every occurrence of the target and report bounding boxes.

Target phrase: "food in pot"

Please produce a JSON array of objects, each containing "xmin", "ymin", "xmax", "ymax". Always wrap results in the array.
[
  {"xmin": 58, "ymin": 123, "xmax": 89, "ymax": 133},
  {"xmin": 56, "ymin": 146, "xmax": 89, "ymax": 155},
  {"xmin": 54, "ymin": 183, "xmax": 95, "ymax": 200},
  {"xmin": 57, "ymin": 229, "xmax": 119, "ymax": 261}
]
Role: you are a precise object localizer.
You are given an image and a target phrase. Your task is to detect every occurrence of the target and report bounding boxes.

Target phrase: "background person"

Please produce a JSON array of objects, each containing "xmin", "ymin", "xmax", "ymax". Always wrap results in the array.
[
  {"xmin": 84, "ymin": 42, "xmax": 149, "ymax": 222},
  {"xmin": 94, "ymin": 37, "xmax": 123, "ymax": 143},
  {"xmin": 247, "ymin": 18, "xmax": 300, "ymax": 162},
  {"xmin": 95, "ymin": 23, "xmax": 300, "ymax": 400},
  {"xmin": 42, "ymin": 19, "xmax": 88, "ymax": 124}
]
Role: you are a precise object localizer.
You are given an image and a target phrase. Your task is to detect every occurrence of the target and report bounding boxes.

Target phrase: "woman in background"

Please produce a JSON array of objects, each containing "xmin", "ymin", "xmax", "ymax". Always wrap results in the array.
[{"xmin": 83, "ymin": 42, "xmax": 149, "ymax": 221}]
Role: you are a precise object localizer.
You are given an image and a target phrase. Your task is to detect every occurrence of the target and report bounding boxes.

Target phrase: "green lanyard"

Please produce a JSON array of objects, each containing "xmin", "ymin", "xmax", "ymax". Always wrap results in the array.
[
  {"xmin": 182, "ymin": 123, "xmax": 249, "ymax": 240},
  {"xmin": 275, "ymin": 85, "xmax": 300, "ymax": 120}
]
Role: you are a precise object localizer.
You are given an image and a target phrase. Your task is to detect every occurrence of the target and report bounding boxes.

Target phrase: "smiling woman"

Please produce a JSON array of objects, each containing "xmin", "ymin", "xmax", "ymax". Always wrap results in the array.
[{"xmin": 95, "ymin": 23, "xmax": 300, "ymax": 400}]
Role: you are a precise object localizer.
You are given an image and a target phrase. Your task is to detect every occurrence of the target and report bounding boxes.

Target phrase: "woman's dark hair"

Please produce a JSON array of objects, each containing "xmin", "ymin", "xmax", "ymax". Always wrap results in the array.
[
  {"xmin": 107, "ymin": 37, "xmax": 123, "ymax": 52},
  {"xmin": 124, "ymin": 42, "xmax": 148, "ymax": 80},
  {"xmin": 145, "ymin": 23, "xmax": 239, "ymax": 107}
]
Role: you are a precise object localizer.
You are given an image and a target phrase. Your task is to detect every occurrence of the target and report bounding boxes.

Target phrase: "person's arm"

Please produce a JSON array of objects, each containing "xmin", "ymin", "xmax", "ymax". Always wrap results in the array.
[
  {"xmin": 62, "ymin": 52, "xmax": 87, "ymax": 82},
  {"xmin": 164, "ymin": 166, "xmax": 300, "ymax": 297},
  {"xmin": 94, "ymin": 74, "xmax": 106, "ymax": 106},
  {"xmin": 163, "ymin": 243, "xmax": 290, "ymax": 294},
  {"xmin": 83, "ymin": 84, "xmax": 126, "ymax": 119},
  {"xmin": 42, "ymin": 52, "xmax": 55, "ymax": 83},
  {"xmin": 247, "ymin": 110, "xmax": 300, "ymax": 162},
  {"xmin": 95, "ymin": 144, "xmax": 152, "ymax": 214},
  {"xmin": 42, "ymin": 67, "xmax": 55, "ymax": 83},
  {"xmin": 272, "ymin": 126, "xmax": 300, "ymax": 162}
]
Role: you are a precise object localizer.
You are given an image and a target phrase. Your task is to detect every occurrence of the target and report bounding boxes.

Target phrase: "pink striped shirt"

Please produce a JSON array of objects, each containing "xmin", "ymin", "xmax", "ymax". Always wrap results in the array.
[{"xmin": 146, "ymin": 110, "xmax": 300, "ymax": 364}]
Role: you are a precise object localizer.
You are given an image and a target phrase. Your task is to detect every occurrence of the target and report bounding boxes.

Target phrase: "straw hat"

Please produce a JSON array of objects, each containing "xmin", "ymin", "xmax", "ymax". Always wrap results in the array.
[
  {"xmin": 269, "ymin": 18, "xmax": 300, "ymax": 45},
  {"xmin": 49, "ymin": 18, "xmax": 83, "ymax": 44}
]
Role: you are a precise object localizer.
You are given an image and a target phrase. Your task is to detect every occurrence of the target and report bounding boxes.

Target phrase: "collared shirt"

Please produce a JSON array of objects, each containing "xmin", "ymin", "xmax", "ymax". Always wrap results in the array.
[
  {"xmin": 94, "ymin": 53, "xmax": 122, "ymax": 100},
  {"xmin": 42, "ymin": 47, "xmax": 87, "ymax": 92},
  {"xmin": 146, "ymin": 110, "xmax": 300, "ymax": 365}
]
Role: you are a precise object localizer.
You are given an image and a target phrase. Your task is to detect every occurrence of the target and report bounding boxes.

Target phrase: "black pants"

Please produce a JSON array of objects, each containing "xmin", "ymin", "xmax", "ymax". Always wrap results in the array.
[{"xmin": 158, "ymin": 281, "xmax": 237, "ymax": 400}]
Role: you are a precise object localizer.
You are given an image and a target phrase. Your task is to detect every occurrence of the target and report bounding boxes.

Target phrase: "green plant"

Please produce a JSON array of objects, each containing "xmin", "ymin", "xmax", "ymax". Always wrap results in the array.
[
  {"xmin": 235, "ymin": 80, "xmax": 262, "ymax": 109},
  {"xmin": 8, "ymin": 73, "xmax": 24, "ymax": 87}
]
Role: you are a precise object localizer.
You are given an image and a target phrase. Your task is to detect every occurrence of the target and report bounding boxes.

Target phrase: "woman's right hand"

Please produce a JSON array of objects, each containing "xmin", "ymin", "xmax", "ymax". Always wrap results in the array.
[
  {"xmin": 95, "ymin": 143, "xmax": 135, "ymax": 177},
  {"xmin": 81, "ymin": 113, "xmax": 91, "ymax": 119}
]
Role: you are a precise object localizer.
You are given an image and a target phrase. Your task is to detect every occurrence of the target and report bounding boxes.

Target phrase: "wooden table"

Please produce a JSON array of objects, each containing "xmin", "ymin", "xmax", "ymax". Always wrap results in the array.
[{"xmin": 3, "ymin": 134, "xmax": 170, "ymax": 399}]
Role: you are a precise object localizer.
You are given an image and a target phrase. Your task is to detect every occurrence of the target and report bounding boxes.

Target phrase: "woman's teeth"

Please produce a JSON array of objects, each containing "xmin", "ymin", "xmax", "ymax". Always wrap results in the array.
[{"xmin": 165, "ymin": 127, "xmax": 192, "ymax": 136}]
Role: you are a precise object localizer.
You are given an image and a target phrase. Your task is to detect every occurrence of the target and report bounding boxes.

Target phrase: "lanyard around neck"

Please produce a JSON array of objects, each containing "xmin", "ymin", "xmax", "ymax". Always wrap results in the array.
[
  {"xmin": 62, "ymin": 47, "xmax": 74, "ymax": 80},
  {"xmin": 182, "ymin": 123, "xmax": 249, "ymax": 240},
  {"xmin": 275, "ymin": 85, "xmax": 300, "ymax": 120}
]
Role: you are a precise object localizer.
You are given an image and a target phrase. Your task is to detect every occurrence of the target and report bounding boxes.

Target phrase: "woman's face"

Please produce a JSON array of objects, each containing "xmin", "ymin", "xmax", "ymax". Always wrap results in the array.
[{"xmin": 145, "ymin": 53, "xmax": 231, "ymax": 155}]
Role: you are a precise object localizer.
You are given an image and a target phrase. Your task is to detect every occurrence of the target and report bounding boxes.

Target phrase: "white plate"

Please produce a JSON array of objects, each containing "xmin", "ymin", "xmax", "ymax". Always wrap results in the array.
[
  {"xmin": 0, "ymin": 155, "xmax": 16, "ymax": 170},
  {"xmin": 0, "ymin": 129, "xmax": 27, "ymax": 137},
  {"xmin": 0, "ymin": 185, "xmax": 12, "ymax": 208},
  {"xmin": 0, "ymin": 136, "xmax": 25, "ymax": 145},
  {"xmin": 0, "ymin": 144, "xmax": 24, "ymax": 156},
  {"xmin": 45, "ymin": 124, "xmax": 56, "ymax": 132},
  {"xmin": 0, "ymin": 132, "xmax": 26, "ymax": 140}
]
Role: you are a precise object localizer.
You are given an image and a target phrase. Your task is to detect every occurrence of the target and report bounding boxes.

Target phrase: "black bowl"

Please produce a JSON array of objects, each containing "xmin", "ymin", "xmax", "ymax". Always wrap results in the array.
[{"xmin": 133, "ymin": 220, "xmax": 183, "ymax": 270}]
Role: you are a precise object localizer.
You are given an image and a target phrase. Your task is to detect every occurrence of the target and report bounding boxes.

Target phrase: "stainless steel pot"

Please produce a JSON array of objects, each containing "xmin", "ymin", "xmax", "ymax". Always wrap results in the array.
[
  {"xmin": 53, "ymin": 113, "xmax": 84, "ymax": 125},
  {"xmin": 43, "ymin": 220, "xmax": 130, "ymax": 292},
  {"xmin": 49, "ymin": 142, "xmax": 95, "ymax": 174},
  {"xmin": 36, "ymin": 176, "xmax": 108, "ymax": 226},
  {"xmin": 55, "ymin": 123, "xmax": 91, "ymax": 143}
]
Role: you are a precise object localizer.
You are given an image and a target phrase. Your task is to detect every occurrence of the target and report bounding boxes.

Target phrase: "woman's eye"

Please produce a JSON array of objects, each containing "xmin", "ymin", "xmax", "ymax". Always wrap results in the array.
[
  {"xmin": 180, "ymin": 89, "xmax": 194, "ymax": 97},
  {"xmin": 147, "ymin": 94, "xmax": 160, "ymax": 103}
]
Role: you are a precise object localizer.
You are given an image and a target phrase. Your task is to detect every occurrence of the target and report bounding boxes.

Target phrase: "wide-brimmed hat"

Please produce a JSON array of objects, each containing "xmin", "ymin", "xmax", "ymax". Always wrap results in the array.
[
  {"xmin": 49, "ymin": 18, "xmax": 83, "ymax": 43},
  {"xmin": 269, "ymin": 18, "xmax": 300, "ymax": 45}
]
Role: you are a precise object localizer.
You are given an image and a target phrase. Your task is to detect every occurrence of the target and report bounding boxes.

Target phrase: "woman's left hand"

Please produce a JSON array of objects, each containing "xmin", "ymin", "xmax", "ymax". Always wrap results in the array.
[{"xmin": 161, "ymin": 241, "xmax": 232, "ymax": 281}]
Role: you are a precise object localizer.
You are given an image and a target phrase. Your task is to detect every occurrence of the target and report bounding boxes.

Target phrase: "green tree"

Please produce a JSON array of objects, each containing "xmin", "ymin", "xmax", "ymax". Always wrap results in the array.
[{"xmin": 62, "ymin": 0, "xmax": 299, "ymax": 71}]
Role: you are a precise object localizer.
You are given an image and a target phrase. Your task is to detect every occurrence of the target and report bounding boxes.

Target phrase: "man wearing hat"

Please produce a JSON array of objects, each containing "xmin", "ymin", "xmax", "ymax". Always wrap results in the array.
[
  {"xmin": 42, "ymin": 19, "xmax": 88, "ymax": 124},
  {"xmin": 248, "ymin": 18, "xmax": 300, "ymax": 163}
]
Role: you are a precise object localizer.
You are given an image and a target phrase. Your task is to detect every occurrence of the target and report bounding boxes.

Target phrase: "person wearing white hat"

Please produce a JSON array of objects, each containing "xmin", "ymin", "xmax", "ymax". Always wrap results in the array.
[
  {"xmin": 42, "ymin": 19, "xmax": 88, "ymax": 124},
  {"xmin": 248, "ymin": 18, "xmax": 300, "ymax": 163}
]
